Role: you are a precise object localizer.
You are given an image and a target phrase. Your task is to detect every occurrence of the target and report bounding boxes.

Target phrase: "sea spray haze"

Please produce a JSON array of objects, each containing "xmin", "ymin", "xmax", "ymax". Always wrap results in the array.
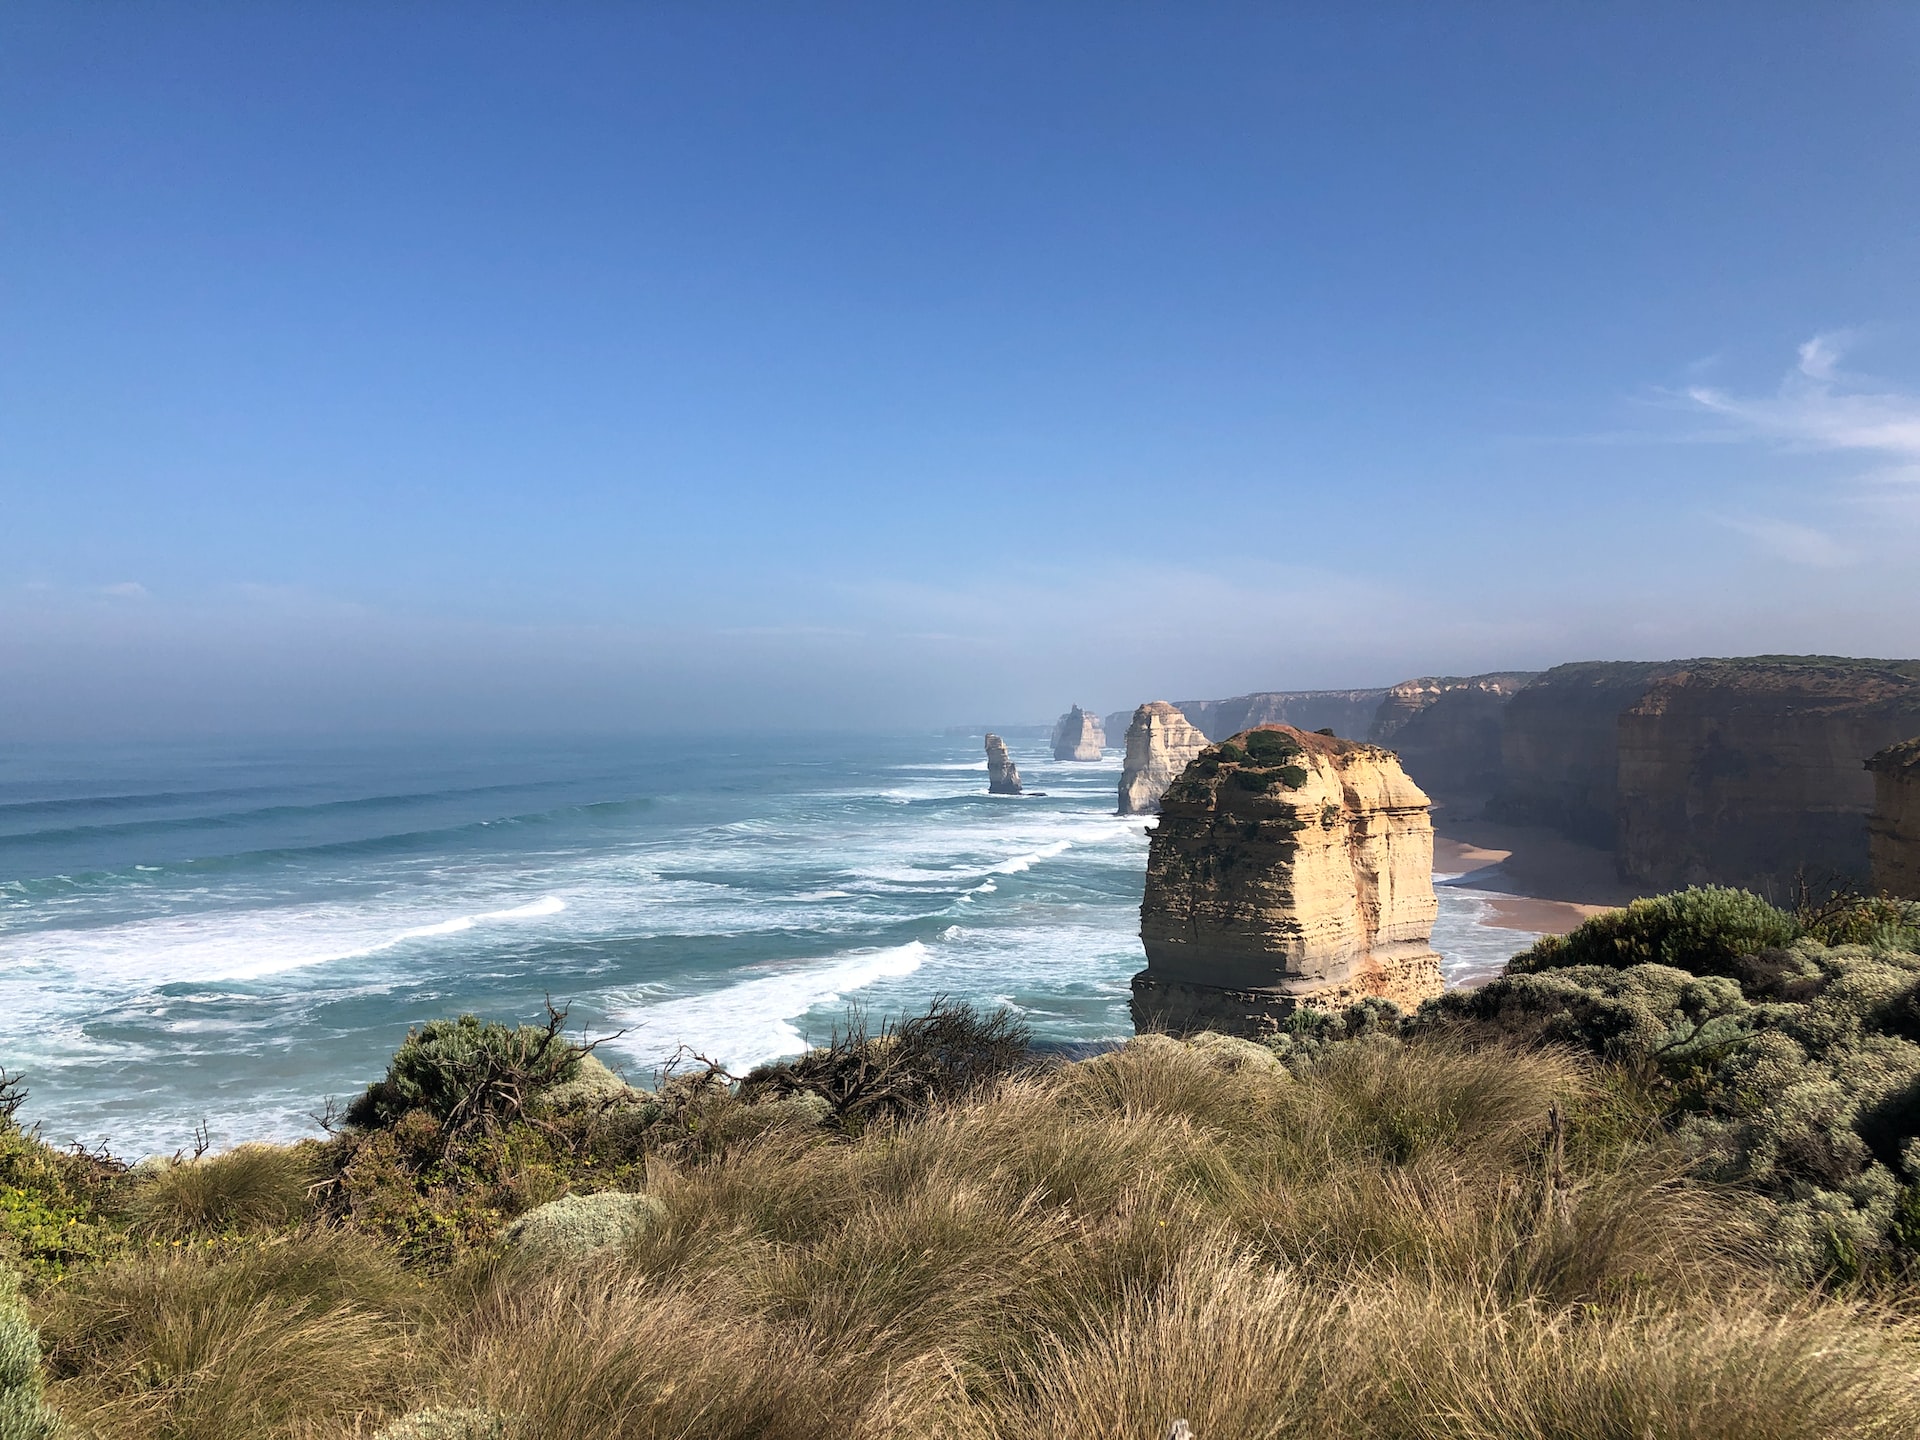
[{"xmin": 0, "ymin": 732, "xmax": 1534, "ymax": 1153}]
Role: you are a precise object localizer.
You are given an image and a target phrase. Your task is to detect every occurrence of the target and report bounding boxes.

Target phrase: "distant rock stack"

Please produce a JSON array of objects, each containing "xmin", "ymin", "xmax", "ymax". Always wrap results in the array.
[
  {"xmin": 1131, "ymin": 726, "xmax": 1443, "ymax": 1036},
  {"xmin": 1869, "ymin": 738, "xmax": 1920, "ymax": 899},
  {"xmin": 985, "ymin": 734, "xmax": 1023, "ymax": 795},
  {"xmin": 1051, "ymin": 706, "xmax": 1106, "ymax": 761},
  {"xmin": 1118, "ymin": 702, "xmax": 1210, "ymax": 815}
]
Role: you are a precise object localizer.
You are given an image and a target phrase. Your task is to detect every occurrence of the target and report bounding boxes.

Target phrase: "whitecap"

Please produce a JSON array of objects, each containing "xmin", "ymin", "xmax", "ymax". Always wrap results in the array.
[{"xmin": 611, "ymin": 941, "xmax": 930, "ymax": 1073}]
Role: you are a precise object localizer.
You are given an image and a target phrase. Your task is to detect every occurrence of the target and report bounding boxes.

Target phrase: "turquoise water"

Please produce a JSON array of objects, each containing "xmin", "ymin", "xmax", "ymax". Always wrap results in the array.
[{"xmin": 0, "ymin": 733, "xmax": 1534, "ymax": 1154}]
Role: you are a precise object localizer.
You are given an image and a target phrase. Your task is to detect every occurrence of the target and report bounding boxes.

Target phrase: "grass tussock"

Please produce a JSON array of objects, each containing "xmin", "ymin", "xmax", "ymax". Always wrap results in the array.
[
  {"xmin": 21, "ymin": 1010, "xmax": 1920, "ymax": 1439},
  {"xmin": 37, "ymin": 1228, "xmax": 434, "ymax": 1439},
  {"xmin": 124, "ymin": 1143, "xmax": 322, "ymax": 1240}
]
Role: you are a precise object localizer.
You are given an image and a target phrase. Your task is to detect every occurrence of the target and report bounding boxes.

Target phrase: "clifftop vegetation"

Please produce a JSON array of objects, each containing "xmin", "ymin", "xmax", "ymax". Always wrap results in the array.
[{"xmin": 3, "ymin": 899, "xmax": 1920, "ymax": 1437}]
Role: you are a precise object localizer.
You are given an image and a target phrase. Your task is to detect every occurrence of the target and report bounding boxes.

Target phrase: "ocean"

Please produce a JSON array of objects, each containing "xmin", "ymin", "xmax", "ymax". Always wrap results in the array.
[{"xmin": 0, "ymin": 732, "xmax": 1538, "ymax": 1155}]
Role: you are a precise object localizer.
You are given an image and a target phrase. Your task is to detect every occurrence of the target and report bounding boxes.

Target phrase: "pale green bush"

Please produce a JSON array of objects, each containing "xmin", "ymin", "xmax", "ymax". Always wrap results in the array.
[
  {"xmin": 372, "ymin": 1407, "xmax": 512, "ymax": 1440},
  {"xmin": 0, "ymin": 1270, "xmax": 57, "ymax": 1440},
  {"xmin": 502, "ymin": 1192, "xmax": 666, "ymax": 1261}
]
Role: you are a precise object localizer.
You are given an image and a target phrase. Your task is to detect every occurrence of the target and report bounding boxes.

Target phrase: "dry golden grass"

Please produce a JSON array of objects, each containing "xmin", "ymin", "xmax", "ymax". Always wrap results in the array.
[
  {"xmin": 34, "ymin": 1035, "xmax": 1920, "ymax": 1439},
  {"xmin": 122, "ymin": 1142, "xmax": 321, "ymax": 1241}
]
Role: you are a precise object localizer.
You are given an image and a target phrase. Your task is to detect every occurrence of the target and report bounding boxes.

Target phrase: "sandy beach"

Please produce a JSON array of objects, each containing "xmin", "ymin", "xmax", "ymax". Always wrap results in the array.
[{"xmin": 1432, "ymin": 815, "xmax": 1642, "ymax": 937}]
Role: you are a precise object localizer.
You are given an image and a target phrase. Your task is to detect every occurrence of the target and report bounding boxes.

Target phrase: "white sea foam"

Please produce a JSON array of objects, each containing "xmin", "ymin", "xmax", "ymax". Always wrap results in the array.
[{"xmin": 613, "ymin": 941, "xmax": 930, "ymax": 1072}]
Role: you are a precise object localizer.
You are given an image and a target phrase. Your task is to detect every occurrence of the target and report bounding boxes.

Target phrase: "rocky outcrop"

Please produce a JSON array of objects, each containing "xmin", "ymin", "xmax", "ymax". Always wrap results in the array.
[
  {"xmin": 1118, "ymin": 702, "xmax": 1211, "ymax": 815},
  {"xmin": 1104, "ymin": 709, "xmax": 1138, "ymax": 746},
  {"xmin": 1369, "ymin": 672, "xmax": 1538, "ymax": 809},
  {"xmin": 985, "ymin": 734, "xmax": 1023, "ymax": 794},
  {"xmin": 1173, "ymin": 690, "xmax": 1389, "ymax": 743},
  {"xmin": 1132, "ymin": 726, "xmax": 1442, "ymax": 1036},
  {"xmin": 1488, "ymin": 661, "xmax": 1685, "ymax": 846},
  {"xmin": 1869, "ymin": 739, "xmax": 1920, "ymax": 900},
  {"xmin": 1617, "ymin": 662, "xmax": 1920, "ymax": 892},
  {"xmin": 1051, "ymin": 706, "xmax": 1106, "ymax": 760}
]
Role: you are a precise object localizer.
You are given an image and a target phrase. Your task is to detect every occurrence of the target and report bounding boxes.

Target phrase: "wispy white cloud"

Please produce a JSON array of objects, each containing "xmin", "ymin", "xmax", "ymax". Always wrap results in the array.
[
  {"xmin": 99, "ymin": 581, "xmax": 149, "ymax": 601},
  {"xmin": 1714, "ymin": 513, "xmax": 1857, "ymax": 568},
  {"xmin": 1685, "ymin": 331, "xmax": 1920, "ymax": 460}
]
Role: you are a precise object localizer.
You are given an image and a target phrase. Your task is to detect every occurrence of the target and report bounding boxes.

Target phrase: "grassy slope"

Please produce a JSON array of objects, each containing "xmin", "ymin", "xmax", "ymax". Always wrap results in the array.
[{"xmin": 7, "ymin": 1031, "xmax": 1920, "ymax": 1439}]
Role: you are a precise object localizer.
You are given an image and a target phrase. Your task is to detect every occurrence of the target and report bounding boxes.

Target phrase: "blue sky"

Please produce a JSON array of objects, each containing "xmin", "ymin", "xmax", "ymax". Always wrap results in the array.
[{"xmin": 4, "ymin": 3, "xmax": 1918, "ymax": 736}]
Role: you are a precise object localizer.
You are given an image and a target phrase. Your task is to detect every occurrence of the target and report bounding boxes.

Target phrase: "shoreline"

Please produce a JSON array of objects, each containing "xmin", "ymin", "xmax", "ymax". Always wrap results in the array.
[{"xmin": 1432, "ymin": 815, "xmax": 1640, "ymax": 937}]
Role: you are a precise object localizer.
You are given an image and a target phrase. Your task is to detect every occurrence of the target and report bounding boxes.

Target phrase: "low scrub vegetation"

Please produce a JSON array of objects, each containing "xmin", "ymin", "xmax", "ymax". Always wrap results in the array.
[{"xmin": 4, "ymin": 907, "xmax": 1920, "ymax": 1436}]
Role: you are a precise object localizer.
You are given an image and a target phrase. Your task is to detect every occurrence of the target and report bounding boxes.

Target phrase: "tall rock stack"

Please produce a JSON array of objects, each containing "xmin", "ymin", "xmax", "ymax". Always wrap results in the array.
[
  {"xmin": 1117, "ymin": 701, "xmax": 1210, "ymax": 815},
  {"xmin": 1051, "ymin": 706, "xmax": 1106, "ymax": 761},
  {"xmin": 984, "ymin": 734, "xmax": 1023, "ymax": 795},
  {"xmin": 1868, "ymin": 738, "xmax": 1920, "ymax": 900},
  {"xmin": 1131, "ymin": 726, "xmax": 1443, "ymax": 1036}
]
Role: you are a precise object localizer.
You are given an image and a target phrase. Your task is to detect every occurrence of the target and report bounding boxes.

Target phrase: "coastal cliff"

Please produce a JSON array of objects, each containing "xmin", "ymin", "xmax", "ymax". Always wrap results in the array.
[
  {"xmin": 1368, "ymin": 672, "xmax": 1537, "ymax": 808},
  {"xmin": 1488, "ymin": 660, "xmax": 1682, "ymax": 846},
  {"xmin": 984, "ymin": 734, "xmax": 1023, "ymax": 794},
  {"xmin": 1117, "ymin": 701, "xmax": 1210, "ymax": 815},
  {"xmin": 1617, "ymin": 662, "xmax": 1920, "ymax": 891},
  {"xmin": 1172, "ymin": 689, "xmax": 1389, "ymax": 743},
  {"xmin": 1869, "ymin": 738, "xmax": 1920, "ymax": 900},
  {"xmin": 1051, "ymin": 706, "xmax": 1106, "ymax": 761},
  {"xmin": 1132, "ymin": 726, "xmax": 1442, "ymax": 1035}
]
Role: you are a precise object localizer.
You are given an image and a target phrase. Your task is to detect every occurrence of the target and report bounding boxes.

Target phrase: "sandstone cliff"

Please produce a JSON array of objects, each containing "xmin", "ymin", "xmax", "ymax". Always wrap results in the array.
[
  {"xmin": 1488, "ymin": 661, "xmax": 1684, "ymax": 846},
  {"xmin": 1132, "ymin": 726, "xmax": 1442, "ymax": 1036},
  {"xmin": 984, "ymin": 734, "xmax": 1023, "ymax": 794},
  {"xmin": 1173, "ymin": 690, "xmax": 1389, "ymax": 743},
  {"xmin": 1617, "ymin": 662, "xmax": 1920, "ymax": 892},
  {"xmin": 1051, "ymin": 706, "xmax": 1106, "ymax": 761},
  {"xmin": 1117, "ymin": 701, "xmax": 1211, "ymax": 815},
  {"xmin": 1368, "ymin": 672, "xmax": 1537, "ymax": 809},
  {"xmin": 1869, "ymin": 738, "xmax": 1920, "ymax": 900}
]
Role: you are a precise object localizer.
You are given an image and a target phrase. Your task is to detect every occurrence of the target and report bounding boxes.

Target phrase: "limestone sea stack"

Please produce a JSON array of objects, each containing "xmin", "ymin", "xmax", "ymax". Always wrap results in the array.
[
  {"xmin": 985, "ymin": 734, "xmax": 1023, "ymax": 795},
  {"xmin": 1131, "ymin": 726, "xmax": 1443, "ymax": 1036},
  {"xmin": 1117, "ymin": 701, "xmax": 1210, "ymax": 815},
  {"xmin": 1051, "ymin": 705, "xmax": 1106, "ymax": 761},
  {"xmin": 1867, "ymin": 738, "xmax": 1920, "ymax": 900}
]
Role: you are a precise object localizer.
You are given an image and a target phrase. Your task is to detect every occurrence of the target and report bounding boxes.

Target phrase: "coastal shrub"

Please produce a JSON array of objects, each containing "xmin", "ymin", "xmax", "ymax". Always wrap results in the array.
[
  {"xmin": 739, "ymin": 997, "xmax": 1030, "ymax": 1129},
  {"xmin": 1509, "ymin": 886, "xmax": 1800, "ymax": 979},
  {"xmin": 345, "ymin": 1012, "xmax": 588, "ymax": 1133},
  {"xmin": 501, "ymin": 1191, "xmax": 665, "ymax": 1262},
  {"xmin": 1241, "ymin": 729, "xmax": 1302, "ymax": 763},
  {"xmin": 124, "ymin": 1142, "xmax": 319, "ymax": 1240},
  {"xmin": 1434, "ymin": 889, "xmax": 1920, "ymax": 1282},
  {"xmin": 0, "ymin": 1113, "xmax": 125, "ymax": 1283},
  {"xmin": 0, "ymin": 1269, "xmax": 57, "ymax": 1440},
  {"xmin": 1800, "ymin": 892, "xmax": 1920, "ymax": 951},
  {"xmin": 372, "ymin": 1406, "xmax": 513, "ymax": 1440}
]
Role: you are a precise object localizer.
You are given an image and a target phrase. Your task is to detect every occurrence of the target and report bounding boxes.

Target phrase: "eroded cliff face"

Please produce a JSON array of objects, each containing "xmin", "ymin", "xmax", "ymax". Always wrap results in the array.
[
  {"xmin": 985, "ymin": 734, "xmax": 1023, "ymax": 794},
  {"xmin": 1617, "ymin": 663, "xmax": 1920, "ymax": 891},
  {"xmin": 1051, "ymin": 706, "xmax": 1106, "ymax": 761},
  {"xmin": 1488, "ymin": 661, "xmax": 1683, "ymax": 846},
  {"xmin": 1368, "ymin": 672, "xmax": 1538, "ymax": 809},
  {"xmin": 1172, "ymin": 690, "xmax": 1389, "ymax": 743},
  {"xmin": 1132, "ymin": 726, "xmax": 1442, "ymax": 1036},
  {"xmin": 1869, "ymin": 739, "xmax": 1920, "ymax": 900},
  {"xmin": 1117, "ymin": 701, "xmax": 1210, "ymax": 815}
]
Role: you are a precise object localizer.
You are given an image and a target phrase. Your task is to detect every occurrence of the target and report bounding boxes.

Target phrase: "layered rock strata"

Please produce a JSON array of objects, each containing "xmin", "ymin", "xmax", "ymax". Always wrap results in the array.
[
  {"xmin": 1617, "ymin": 662, "xmax": 1920, "ymax": 891},
  {"xmin": 985, "ymin": 734, "xmax": 1023, "ymax": 794},
  {"xmin": 1869, "ymin": 738, "xmax": 1920, "ymax": 900},
  {"xmin": 1117, "ymin": 701, "xmax": 1211, "ymax": 815},
  {"xmin": 1051, "ymin": 706, "xmax": 1106, "ymax": 761},
  {"xmin": 1369, "ymin": 672, "xmax": 1538, "ymax": 809},
  {"xmin": 1172, "ymin": 690, "xmax": 1389, "ymax": 743},
  {"xmin": 1132, "ymin": 726, "xmax": 1443, "ymax": 1036}
]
